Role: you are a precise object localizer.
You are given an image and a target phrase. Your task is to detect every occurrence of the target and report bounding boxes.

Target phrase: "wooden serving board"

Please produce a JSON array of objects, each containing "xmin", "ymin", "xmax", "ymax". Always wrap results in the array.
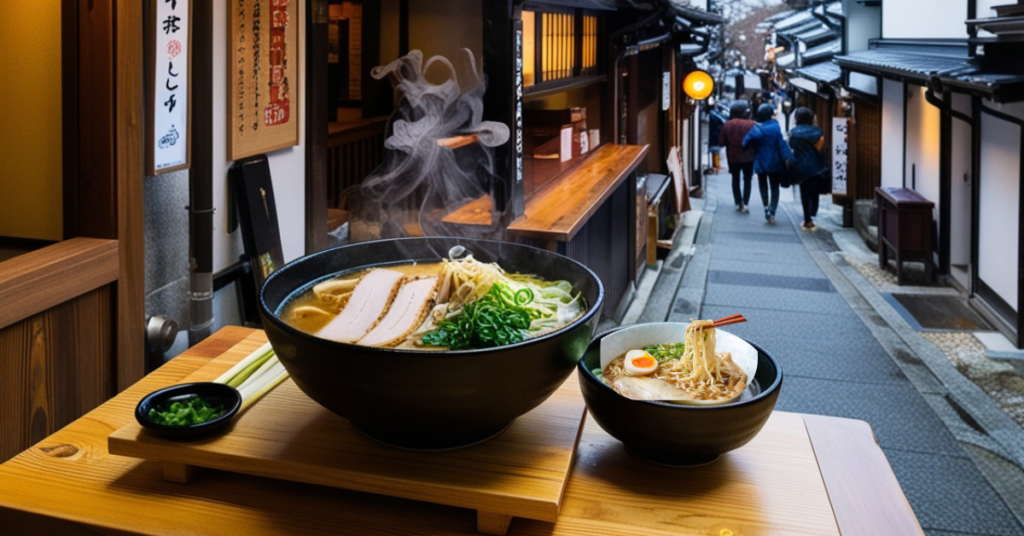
[{"xmin": 108, "ymin": 333, "xmax": 587, "ymax": 536}]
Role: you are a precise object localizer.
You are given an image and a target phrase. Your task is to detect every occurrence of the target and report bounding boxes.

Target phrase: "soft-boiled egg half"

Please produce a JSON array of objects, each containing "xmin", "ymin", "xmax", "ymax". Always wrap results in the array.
[{"xmin": 624, "ymin": 349, "xmax": 658, "ymax": 376}]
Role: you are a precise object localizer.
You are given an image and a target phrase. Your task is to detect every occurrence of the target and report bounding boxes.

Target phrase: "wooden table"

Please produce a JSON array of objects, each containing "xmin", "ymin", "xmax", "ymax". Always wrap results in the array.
[{"xmin": 0, "ymin": 327, "xmax": 924, "ymax": 536}]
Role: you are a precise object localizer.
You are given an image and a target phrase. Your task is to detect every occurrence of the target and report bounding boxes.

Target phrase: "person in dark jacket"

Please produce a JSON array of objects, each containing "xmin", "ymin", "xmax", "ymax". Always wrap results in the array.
[
  {"xmin": 719, "ymin": 101, "xmax": 756, "ymax": 212},
  {"xmin": 743, "ymin": 103, "xmax": 793, "ymax": 223},
  {"xmin": 708, "ymin": 107, "xmax": 727, "ymax": 173},
  {"xmin": 788, "ymin": 107, "xmax": 829, "ymax": 231}
]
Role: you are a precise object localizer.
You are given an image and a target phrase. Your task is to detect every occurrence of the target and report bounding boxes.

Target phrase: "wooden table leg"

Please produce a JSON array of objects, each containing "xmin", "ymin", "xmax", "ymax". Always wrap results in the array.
[
  {"xmin": 162, "ymin": 461, "xmax": 200, "ymax": 484},
  {"xmin": 476, "ymin": 511, "xmax": 513, "ymax": 535}
]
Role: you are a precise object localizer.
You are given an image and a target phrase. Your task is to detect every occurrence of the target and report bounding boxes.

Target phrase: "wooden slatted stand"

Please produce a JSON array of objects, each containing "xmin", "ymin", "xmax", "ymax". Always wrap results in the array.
[{"xmin": 108, "ymin": 332, "xmax": 587, "ymax": 536}]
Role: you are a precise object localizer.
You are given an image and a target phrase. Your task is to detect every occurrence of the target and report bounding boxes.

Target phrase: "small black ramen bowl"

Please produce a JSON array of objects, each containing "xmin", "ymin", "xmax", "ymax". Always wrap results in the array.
[
  {"xmin": 259, "ymin": 237, "xmax": 604, "ymax": 450},
  {"xmin": 577, "ymin": 327, "xmax": 783, "ymax": 466},
  {"xmin": 135, "ymin": 382, "xmax": 242, "ymax": 440}
]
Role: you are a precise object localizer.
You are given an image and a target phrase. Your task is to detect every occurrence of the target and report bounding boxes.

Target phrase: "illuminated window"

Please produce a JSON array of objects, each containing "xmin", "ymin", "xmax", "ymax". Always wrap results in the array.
[
  {"xmin": 522, "ymin": 10, "xmax": 600, "ymax": 87},
  {"xmin": 582, "ymin": 15, "xmax": 597, "ymax": 75}
]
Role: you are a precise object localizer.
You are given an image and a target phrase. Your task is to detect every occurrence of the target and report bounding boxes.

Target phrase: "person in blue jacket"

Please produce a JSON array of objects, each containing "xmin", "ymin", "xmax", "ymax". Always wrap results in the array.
[
  {"xmin": 742, "ymin": 103, "xmax": 793, "ymax": 224},
  {"xmin": 788, "ymin": 107, "xmax": 829, "ymax": 231}
]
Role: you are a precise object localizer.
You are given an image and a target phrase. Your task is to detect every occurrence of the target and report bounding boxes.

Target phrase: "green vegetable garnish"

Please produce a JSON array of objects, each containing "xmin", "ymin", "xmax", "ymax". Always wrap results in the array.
[
  {"xmin": 643, "ymin": 342, "xmax": 686, "ymax": 362},
  {"xmin": 147, "ymin": 397, "xmax": 226, "ymax": 427},
  {"xmin": 421, "ymin": 281, "xmax": 540, "ymax": 350}
]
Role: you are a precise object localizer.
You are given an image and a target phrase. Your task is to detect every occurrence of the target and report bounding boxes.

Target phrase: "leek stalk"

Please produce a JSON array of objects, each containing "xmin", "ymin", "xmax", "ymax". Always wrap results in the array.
[{"xmin": 211, "ymin": 342, "xmax": 289, "ymax": 412}]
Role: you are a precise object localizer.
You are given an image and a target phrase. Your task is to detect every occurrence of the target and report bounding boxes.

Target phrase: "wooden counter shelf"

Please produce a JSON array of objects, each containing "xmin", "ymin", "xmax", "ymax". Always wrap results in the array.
[
  {"xmin": 507, "ymin": 144, "xmax": 648, "ymax": 242},
  {"xmin": 0, "ymin": 327, "xmax": 924, "ymax": 536},
  {"xmin": 509, "ymin": 143, "xmax": 651, "ymax": 241},
  {"xmin": 442, "ymin": 144, "xmax": 648, "ymax": 242}
]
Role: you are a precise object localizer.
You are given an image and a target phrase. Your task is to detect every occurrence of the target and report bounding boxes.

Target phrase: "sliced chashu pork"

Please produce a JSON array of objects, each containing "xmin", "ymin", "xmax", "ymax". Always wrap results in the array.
[
  {"xmin": 358, "ymin": 276, "xmax": 439, "ymax": 347},
  {"xmin": 316, "ymin": 269, "xmax": 404, "ymax": 343},
  {"xmin": 611, "ymin": 376, "xmax": 694, "ymax": 401}
]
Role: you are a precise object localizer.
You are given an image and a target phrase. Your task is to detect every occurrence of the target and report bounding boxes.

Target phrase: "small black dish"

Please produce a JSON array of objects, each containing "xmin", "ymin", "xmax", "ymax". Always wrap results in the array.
[
  {"xmin": 135, "ymin": 382, "xmax": 242, "ymax": 440},
  {"xmin": 578, "ymin": 326, "xmax": 783, "ymax": 466}
]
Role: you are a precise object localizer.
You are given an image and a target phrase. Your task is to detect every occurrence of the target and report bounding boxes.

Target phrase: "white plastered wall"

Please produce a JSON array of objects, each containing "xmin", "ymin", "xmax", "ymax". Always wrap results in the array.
[
  {"xmin": 903, "ymin": 85, "xmax": 941, "ymax": 258},
  {"xmin": 949, "ymin": 93, "xmax": 972, "ymax": 268},
  {"xmin": 978, "ymin": 101, "xmax": 1024, "ymax": 312},
  {"xmin": 211, "ymin": 0, "xmax": 307, "ymax": 273},
  {"xmin": 880, "ymin": 78, "xmax": 904, "ymax": 189},
  {"xmin": 883, "ymin": 0, "xmax": 968, "ymax": 39}
]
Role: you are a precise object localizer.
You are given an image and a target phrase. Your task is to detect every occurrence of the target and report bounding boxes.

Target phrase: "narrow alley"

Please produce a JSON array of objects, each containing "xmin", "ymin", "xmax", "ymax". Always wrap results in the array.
[{"xmin": 649, "ymin": 173, "xmax": 1024, "ymax": 536}]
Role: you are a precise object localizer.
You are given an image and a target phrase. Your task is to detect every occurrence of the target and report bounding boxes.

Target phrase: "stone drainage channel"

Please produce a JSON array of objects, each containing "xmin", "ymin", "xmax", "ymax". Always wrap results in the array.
[{"xmin": 616, "ymin": 183, "xmax": 1024, "ymax": 531}]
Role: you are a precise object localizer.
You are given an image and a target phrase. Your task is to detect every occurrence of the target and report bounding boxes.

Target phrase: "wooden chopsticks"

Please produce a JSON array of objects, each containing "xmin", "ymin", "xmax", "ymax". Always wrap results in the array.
[{"xmin": 709, "ymin": 314, "xmax": 746, "ymax": 329}]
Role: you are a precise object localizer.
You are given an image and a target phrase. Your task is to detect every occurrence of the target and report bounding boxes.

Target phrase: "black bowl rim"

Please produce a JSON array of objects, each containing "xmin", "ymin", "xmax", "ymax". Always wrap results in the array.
[
  {"xmin": 259, "ymin": 236, "xmax": 606, "ymax": 355},
  {"xmin": 135, "ymin": 382, "xmax": 242, "ymax": 433},
  {"xmin": 577, "ymin": 325, "xmax": 783, "ymax": 410}
]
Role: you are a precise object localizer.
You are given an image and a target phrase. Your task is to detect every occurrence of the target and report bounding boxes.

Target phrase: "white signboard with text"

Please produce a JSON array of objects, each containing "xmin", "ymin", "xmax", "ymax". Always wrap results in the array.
[
  {"xmin": 149, "ymin": 0, "xmax": 190, "ymax": 174},
  {"xmin": 662, "ymin": 71, "xmax": 671, "ymax": 111},
  {"xmin": 831, "ymin": 117, "xmax": 848, "ymax": 195}
]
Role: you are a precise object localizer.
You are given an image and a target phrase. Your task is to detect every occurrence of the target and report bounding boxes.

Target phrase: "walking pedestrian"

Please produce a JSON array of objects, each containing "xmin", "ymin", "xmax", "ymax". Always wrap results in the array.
[
  {"xmin": 742, "ymin": 103, "xmax": 793, "ymax": 224},
  {"xmin": 719, "ymin": 101, "xmax": 756, "ymax": 213},
  {"xmin": 708, "ymin": 106, "xmax": 727, "ymax": 173},
  {"xmin": 788, "ymin": 107, "xmax": 829, "ymax": 231}
]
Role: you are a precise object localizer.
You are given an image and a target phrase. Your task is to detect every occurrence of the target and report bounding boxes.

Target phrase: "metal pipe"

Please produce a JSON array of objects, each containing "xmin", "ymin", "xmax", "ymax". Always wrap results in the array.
[
  {"xmin": 776, "ymin": 32, "xmax": 801, "ymax": 69},
  {"xmin": 810, "ymin": 1, "xmax": 846, "ymax": 55},
  {"xmin": 189, "ymin": 1, "xmax": 215, "ymax": 345},
  {"xmin": 924, "ymin": 86, "xmax": 972, "ymax": 125},
  {"xmin": 610, "ymin": 8, "xmax": 666, "ymax": 145}
]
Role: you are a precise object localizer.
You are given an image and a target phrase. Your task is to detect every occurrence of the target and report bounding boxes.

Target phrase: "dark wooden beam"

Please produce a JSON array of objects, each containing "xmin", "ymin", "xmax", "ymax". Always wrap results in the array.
[
  {"xmin": 306, "ymin": 0, "xmax": 329, "ymax": 253},
  {"xmin": 74, "ymin": 0, "xmax": 117, "ymax": 240},
  {"xmin": 482, "ymin": 0, "xmax": 518, "ymax": 216}
]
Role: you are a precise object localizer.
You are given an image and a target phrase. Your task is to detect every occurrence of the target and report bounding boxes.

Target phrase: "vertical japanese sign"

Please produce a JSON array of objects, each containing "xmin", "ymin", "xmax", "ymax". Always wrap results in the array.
[
  {"xmin": 229, "ymin": 0, "xmax": 299, "ymax": 161},
  {"xmin": 662, "ymin": 71, "xmax": 671, "ymax": 111},
  {"xmin": 512, "ymin": 18, "xmax": 525, "ymax": 217},
  {"xmin": 147, "ymin": 0, "xmax": 191, "ymax": 175},
  {"xmin": 832, "ymin": 117, "xmax": 849, "ymax": 195}
]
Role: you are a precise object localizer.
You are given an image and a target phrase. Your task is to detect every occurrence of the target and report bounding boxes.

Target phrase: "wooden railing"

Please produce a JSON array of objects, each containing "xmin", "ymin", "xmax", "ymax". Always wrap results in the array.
[
  {"xmin": 327, "ymin": 118, "xmax": 388, "ymax": 207},
  {"xmin": 0, "ymin": 237, "xmax": 119, "ymax": 462}
]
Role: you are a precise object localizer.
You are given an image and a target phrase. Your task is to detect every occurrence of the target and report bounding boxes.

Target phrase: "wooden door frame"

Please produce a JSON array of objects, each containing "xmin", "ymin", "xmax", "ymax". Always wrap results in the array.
[{"xmin": 61, "ymin": 0, "xmax": 145, "ymax": 391}]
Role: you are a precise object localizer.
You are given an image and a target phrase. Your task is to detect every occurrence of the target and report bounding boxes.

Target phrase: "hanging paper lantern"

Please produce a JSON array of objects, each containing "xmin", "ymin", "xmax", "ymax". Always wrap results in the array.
[{"xmin": 683, "ymin": 70, "xmax": 714, "ymax": 100}]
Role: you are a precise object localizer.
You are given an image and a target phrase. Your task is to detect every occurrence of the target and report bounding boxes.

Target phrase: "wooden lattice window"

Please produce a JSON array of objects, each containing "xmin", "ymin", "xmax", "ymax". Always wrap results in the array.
[
  {"xmin": 581, "ymin": 15, "xmax": 597, "ymax": 76},
  {"xmin": 522, "ymin": 9, "xmax": 601, "ymax": 88}
]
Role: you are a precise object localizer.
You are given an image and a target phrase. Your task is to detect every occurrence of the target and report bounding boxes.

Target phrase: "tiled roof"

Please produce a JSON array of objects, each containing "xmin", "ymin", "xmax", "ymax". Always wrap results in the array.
[
  {"xmin": 943, "ymin": 72, "xmax": 1024, "ymax": 102},
  {"xmin": 833, "ymin": 50, "xmax": 975, "ymax": 79},
  {"xmin": 835, "ymin": 49, "xmax": 1024, "ymax": 102},
  {"xmin": 777, "ymin": 40, "xmax": 840, "ymax": 69},
  {"xmin": 795, "ymin": 61, "xmax": 842, "ymax": 84},
  {"xmin": 664, "ymin": 0, "xmax": 726, "ymax": 25}
]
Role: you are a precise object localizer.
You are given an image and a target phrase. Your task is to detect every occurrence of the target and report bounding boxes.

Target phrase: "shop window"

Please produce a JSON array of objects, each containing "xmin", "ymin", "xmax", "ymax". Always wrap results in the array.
[
  {"xmin": 522, "ymin": 9, "xmax": 600, "ymax": 88},
  {"xmin": 520, "ymin": 8, "xmax": 605, "ymax": 199}
]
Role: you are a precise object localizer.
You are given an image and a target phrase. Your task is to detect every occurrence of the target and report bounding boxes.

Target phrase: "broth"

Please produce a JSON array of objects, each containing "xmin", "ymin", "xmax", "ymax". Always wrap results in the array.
[{"xmin": 278, "ymin": 254, "xmax": 586, "ymax": 350}]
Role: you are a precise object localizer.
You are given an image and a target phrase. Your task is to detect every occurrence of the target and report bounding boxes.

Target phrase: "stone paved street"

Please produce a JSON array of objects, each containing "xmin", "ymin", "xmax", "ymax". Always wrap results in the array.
[{"xmin": 656, "ymin": 173, "xmax": 1024, "ymax": 536}]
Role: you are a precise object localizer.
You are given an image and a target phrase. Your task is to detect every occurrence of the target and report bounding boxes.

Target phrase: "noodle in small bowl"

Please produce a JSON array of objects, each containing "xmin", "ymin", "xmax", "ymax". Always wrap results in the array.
[{"xmin": 577, "ymin": 322, "xmax": 783, "ymax": 466}]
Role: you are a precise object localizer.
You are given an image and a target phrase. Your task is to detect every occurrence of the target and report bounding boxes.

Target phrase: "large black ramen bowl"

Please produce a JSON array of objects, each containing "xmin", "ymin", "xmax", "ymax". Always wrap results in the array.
[
  {"xmin": 578, "ymin": 327, "xmax": 783, "ymax": 466},
  {"xmin": 259, "ymin": 237, "xmax": 604, "ymax": 450}
]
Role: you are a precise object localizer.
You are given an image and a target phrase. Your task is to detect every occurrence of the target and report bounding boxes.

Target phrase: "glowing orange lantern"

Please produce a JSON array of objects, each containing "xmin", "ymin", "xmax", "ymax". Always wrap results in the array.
[{"xmin": 683, "ymin": 70, "xmax": 714, "ymax": 100}]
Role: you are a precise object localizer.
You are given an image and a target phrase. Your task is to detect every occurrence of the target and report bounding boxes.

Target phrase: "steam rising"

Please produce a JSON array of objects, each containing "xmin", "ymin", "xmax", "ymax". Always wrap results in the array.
[{"xmin": 347, "ymin": 50, "xmax": 510, "ymax": 242}]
